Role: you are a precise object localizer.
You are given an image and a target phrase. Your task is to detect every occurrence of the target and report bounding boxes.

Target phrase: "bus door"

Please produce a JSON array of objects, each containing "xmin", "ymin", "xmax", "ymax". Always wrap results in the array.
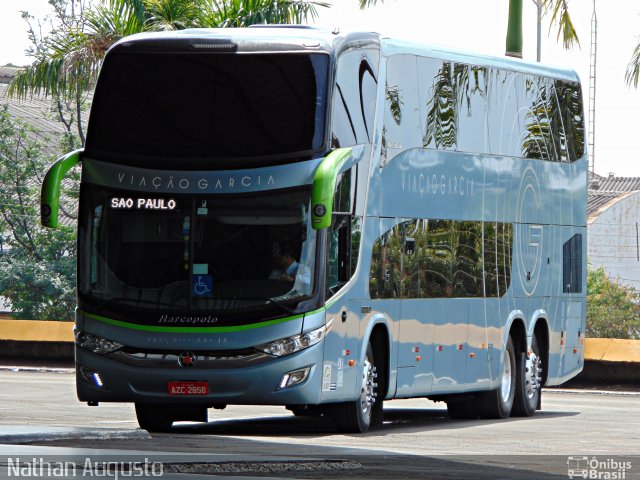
[
  {"xmin": 368, "ymin": 217, "xmax": 401, "ymax": 397},
  {"xmin": 322, "ymin": 208, "xmax": 363, "ymax": 401}
]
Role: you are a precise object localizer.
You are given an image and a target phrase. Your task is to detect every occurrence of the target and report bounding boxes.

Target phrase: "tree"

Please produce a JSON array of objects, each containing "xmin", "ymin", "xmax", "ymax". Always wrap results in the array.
[
  {"xmin": 358, "ymin": 0, "xmax": 579, "ymax": 61},
  {"xmin": 0, "ymin": 106, "xmax": 78, "ymax": 320},
  {"xmin": 2, "ymin": 0, "xmax": 329, "ymax": 320},
  {"xmin": 7, "ymin": 0, "xmax": 329, "ymax": 124},
  {"xmin": 587, "ymin": 266, "xmax": 640, "ymax": 340},
  {"xmin": 626, "ymin": 43, "xmax": 640, "ymax": 88}
]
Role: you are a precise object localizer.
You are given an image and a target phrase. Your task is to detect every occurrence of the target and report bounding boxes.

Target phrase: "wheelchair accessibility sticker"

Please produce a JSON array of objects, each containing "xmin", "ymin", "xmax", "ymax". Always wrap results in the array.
[{"xmin": 193, "ymin": 274, "xmax": 212, "ymax": 297}]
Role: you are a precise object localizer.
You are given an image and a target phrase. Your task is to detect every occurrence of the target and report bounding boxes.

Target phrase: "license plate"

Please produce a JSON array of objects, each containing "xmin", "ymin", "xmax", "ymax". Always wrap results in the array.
[{"xmin": 168, "ymin": 381, "xmax": 209, "ymax": 396}]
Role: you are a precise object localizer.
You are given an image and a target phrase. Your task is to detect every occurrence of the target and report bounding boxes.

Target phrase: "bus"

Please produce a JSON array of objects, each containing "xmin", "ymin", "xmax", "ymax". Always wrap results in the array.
[{"xmin": 41, "ymin": 27, "xmax": 587, "ymax": 433}]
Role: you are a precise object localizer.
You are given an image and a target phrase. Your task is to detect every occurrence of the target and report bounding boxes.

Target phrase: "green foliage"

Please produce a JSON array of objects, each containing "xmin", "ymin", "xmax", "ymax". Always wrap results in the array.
[
  {"xmin": 626, "ymin": 42, "xmax": 640, "ymax": 88},
  {"xmin": 0, "ymin": 106, "xmax": 78, "ymax": 320},
  {"xmin": 7, "ymin": 0, "xmax": 330, "ymax": 103},
  {"xmin": 587, "ymin": 266, "xmax": 640, "ymax": 340},
  {"xmin": 545, "ymin": 0, "xmax": 580, "ymax": 50}
]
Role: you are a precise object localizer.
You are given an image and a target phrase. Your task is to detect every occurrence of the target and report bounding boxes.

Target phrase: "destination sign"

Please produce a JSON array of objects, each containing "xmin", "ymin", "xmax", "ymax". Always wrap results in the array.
[{"xmin": 110, "ymin": 197, "xmax": 177, "ymax": 211}]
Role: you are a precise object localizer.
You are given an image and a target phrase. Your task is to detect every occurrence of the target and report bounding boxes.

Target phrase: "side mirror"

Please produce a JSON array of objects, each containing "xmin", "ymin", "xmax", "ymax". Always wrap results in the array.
[
  {"xmin": 41, "ymin": 149, "xmax": 82, "ymax": 228},
  {"xmin": 311, "ymin": 148, "xmax": 352, "ymax": 230}
]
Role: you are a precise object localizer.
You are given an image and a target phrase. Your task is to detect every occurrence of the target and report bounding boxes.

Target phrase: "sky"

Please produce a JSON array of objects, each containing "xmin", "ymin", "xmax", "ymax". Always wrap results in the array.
[{"xmin": 1, "ymin": 0, "xmax": 639, "ymax": 177}]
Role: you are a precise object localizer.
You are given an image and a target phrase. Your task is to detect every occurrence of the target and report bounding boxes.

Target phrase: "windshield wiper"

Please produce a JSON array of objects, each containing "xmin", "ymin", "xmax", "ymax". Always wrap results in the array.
[
  {"xmin": 243, "ymin": 297, "xmax": 297, "ymax": 315},
  {"xmin": 92, "ymin": 296, "xmax": 179, "ymax": 315}
]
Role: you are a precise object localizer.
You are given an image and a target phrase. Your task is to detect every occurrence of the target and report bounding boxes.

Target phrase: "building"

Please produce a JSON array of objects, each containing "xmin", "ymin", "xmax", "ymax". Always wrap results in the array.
[{"xmin": 588, "ymin": 172, "xmax": 640, "ymax": 291}]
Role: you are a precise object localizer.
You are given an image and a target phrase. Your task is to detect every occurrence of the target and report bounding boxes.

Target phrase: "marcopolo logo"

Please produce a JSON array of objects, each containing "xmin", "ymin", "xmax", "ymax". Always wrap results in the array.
[{"xmin": 567, "ymin": 456, "xmax": 632, "ymax": 479}]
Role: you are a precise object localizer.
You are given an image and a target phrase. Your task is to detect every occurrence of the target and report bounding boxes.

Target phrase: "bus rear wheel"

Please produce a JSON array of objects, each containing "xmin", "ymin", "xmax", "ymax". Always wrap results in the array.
[
  {"xmin": 332, "ymin": 342, "xmax": 382, "ymax": 433},
  {"xmin": 477, "ymin": 335, "xmax": 516, "ymax": 419},
  {"xmin": 135, "ymin": 403, "xmax": 174, "ymax": 432},
  {"xmin": 512, "ymin": 335, "xmax": 543, "ymax": 417}
]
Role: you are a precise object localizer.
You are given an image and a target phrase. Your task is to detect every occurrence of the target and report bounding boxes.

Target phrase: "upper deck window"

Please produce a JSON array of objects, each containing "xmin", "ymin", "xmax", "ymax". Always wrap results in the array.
[{"xmin": 86, "ymin": 51, "xmax": 330, "ymax": 166}]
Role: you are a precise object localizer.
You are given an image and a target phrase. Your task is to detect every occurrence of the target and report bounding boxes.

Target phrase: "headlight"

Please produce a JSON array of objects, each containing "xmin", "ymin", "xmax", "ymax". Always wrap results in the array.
[
  {"xmin": 256, "ymin": 320, "xmax": 333, "ymax": 357},
  {"xmin": 75, "ymin": 330, "xmax": 124, "ymax": 354}
]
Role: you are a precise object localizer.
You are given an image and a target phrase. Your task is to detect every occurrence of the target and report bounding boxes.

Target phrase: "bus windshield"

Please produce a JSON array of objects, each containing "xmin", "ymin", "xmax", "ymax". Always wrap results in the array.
[
  {"xmin": 85, "ymin": 51, "xmax": 330, "ymax": 164},
  {"xmin": 78, "ymin": 187, "xmax": 317, "ymax": 319}
]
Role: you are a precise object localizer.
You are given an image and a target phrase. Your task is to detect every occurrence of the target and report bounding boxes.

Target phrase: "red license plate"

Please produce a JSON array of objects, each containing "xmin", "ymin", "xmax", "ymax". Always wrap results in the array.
[{"xmin": 168, "ymin": 381, "xmax": 209, "ymax": 396}]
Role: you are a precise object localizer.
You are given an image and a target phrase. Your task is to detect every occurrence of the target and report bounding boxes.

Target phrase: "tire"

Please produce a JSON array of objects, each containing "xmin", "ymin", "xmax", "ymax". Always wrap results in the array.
[
  {"xmin": 135, "ymin": 403, "xmax": 174, "ymax": 433},
  {"xmin": 512, "ymin": 335, "xmax": 543, "ymax": 417},
  {"xmin": 332, "ymin": 341, "xmax": 382, "ymax": 433},
  {"xmin": 477, "ymin": 335, "xmax": 516, "ymax": 419}
]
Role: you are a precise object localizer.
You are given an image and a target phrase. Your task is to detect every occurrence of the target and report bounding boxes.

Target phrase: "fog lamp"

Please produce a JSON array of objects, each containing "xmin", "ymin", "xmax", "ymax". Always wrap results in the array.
[
  {"xmin": 279, "ymin": 367, "xmax": 311, "ymax": 390},
  {"xmin": 79, "ymin": 366, "xmax": 105, "ymax": 388}
]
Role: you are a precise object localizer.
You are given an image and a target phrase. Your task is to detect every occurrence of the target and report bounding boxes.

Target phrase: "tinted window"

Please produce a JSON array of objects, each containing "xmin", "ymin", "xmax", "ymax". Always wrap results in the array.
[
  {"xmin": 421, "ymin": 60, "xmax": 458, "ymax": 151},
  {"xmin": 522, "ymin": 75, "xmax": 555, "ymax": 161},
  {"xmin": 87, "ymin": 52, "xmax": 329, "ymax": 163},
  {"xmin": 487, "ymin": 69, "xmax": 523, "ymax": 157},
  {"xmin": 555, "ymin": 80, "xmax": 585, "ymax": 162},
  {"xmin": 383, "ymin": 55, "xmax": 421, "ymax": 166},
  {"xmin": 369, "ymin": 219, "xmax": 512, "ymax": 299},
  {"xmin": 563, "ymin": 233, "xmax": 583, "ymax": 293},
  {"xmin": 331, "ymin": 49, "xmax": 379, "ymax": 148},
  {"xmin": 370, "ymin": 223, "xmax": 402, "ymax": 299},
  {"xmin": 484, "ymin": 222, "xmax": 513, "ymax": 297},
  {"xmin": 456, "ymin": 65, "xmax": 489, "ymax": 154},
  {"xmin": 453, "ymin": 221, "xmax": 484, "ymax": 297}
]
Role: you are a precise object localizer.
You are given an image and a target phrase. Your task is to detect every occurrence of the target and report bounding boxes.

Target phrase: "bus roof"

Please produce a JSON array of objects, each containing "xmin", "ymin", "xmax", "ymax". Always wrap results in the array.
[
  {"xmin": 109, "ymin": 27, "xmax": 580, "ymax": 83},
  {"xmin": 379, "ymin": 36, "xmax": 581, "ymax": 83},
  {"xmin": 109, "ymin": 27, "xmax": 377, "ymax": 56}
]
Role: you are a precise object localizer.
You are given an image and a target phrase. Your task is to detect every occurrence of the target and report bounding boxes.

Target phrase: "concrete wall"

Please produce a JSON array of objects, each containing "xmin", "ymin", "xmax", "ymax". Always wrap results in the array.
[{"xmin": 588, "ymin": 192, "xmax": 640, "ymax": 291}]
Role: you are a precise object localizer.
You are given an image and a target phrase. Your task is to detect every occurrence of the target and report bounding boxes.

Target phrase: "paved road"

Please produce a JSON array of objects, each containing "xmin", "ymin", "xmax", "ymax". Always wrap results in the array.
[{"xmin": 1, "ymin": 369, "xmax": 639, "ymax": 479}]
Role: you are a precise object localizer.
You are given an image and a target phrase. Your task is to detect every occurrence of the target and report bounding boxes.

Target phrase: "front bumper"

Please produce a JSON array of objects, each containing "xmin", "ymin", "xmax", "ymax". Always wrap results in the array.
[{"xmin": 76, "ymin": 343, "xmax": 324, "ymax": 406}]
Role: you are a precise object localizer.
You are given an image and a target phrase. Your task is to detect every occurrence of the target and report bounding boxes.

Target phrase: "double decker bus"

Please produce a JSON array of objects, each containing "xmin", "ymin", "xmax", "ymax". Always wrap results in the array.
[{"xmin": 42, "ymin": 27, "xmax": 587, "ymax": 433}]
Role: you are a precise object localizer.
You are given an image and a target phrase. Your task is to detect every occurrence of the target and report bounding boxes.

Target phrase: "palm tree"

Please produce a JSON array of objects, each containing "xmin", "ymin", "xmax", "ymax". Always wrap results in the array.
[
  {"xmin": 507, "ymin": 0, "xmax": 579, "ymax": 58},
  {"xmin": 358, "ymin": 0, "xmax": 579, "ymax": 60},
  {"xmin": 626, "ymin": 43, "xmax": 640, "ymax": 88},
  {"xmin": 6, "ymin": 0, "xmax": 329, "ymax": 140}
]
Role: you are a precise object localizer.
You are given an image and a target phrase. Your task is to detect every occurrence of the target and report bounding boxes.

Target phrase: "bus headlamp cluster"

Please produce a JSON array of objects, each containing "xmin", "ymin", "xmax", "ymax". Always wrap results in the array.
[
  {"xmin": 256, "ymin": 320, "xmax": 333, "ymax": 357},
  {"xmin": 75, "ymin": 330, "xmax": 124, "ymax": 354}
]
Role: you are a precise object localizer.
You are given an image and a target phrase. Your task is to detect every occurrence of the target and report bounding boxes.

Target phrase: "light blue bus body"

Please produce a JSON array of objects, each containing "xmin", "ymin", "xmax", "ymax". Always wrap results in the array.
[{"xmin": 43, "ymin": 27, "xmax": 586, "ymax": 432}]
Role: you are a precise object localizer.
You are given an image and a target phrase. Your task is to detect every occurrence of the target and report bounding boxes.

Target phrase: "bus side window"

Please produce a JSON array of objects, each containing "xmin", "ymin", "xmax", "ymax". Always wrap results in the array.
[
  {"xmin": 383, "ymin": 55, "xmax": 420, "ymax": 166},
  {"xmin": 369, "ymin": 224, "xmax": 402, "ymax": 299},
  {"xmin": 332, "ymin": 49, "xmax": 379, "ymax": 148},
  {"xmin": 484, "ymin": 222, "xmax": 513, "ymax": 297},
  {"xmin": 555, "ymin": 80, "xmax": 585, "ymax": 162},
  {"xmin": 455, "ymin": 64, "xmax": 489, "ymax": 154},
  {"xmin": 522, "ymin": 75, "xmax": 554, "ymax": 161},
  {"xmin": 487, "ymin": 68, "xmax": 523, "ymax": 158},
  {"xmin": 327, "ymin": 168, "xmax": 359, "ymax": 297},
  {"xmin": 563, "ymin": 233, "xmax": 583, "ymax": 293}
]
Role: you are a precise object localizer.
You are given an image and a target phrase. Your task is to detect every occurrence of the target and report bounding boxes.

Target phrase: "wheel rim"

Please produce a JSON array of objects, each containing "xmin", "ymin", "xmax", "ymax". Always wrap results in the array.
[
  {"xmin": 501, "ymin": 348, "xmax": 513, "ymax": 403},
  {"xmin": 525, "ymin": 352, "xmax": 543, "ymax": 399},
  {"xmin": 359, "ymin": 355, "xmax": 377, "ymax": 420}
]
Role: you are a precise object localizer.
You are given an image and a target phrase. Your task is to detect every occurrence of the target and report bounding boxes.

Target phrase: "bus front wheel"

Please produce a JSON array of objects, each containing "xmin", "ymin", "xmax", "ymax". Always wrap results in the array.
[{"xmin": 332, "ymin": 341, "xmax": 383, "ymax": 433}]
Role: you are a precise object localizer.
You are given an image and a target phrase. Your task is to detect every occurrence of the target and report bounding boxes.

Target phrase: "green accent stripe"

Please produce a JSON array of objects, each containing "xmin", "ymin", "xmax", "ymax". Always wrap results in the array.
[
  {"xmin": 311, "ymin": 148, "xmax": 353, "ymax": 230},
  {"xmin": 41, "ymin": 149, "xmax": 82, "ymax": 228},
  {"xmin": 81, "ymin": 308, "xmax": 325, "ymax": 334}
]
